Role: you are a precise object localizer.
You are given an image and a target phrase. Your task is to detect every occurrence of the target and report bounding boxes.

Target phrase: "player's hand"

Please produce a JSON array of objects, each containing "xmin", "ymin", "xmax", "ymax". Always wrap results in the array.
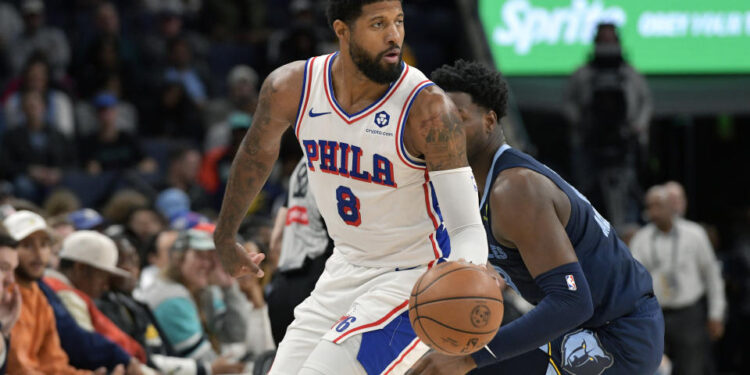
[
  {"xmin": 215, "ymin": 240, "xmax": 265, "ymax": 279},
  {"xmin": 406, "ymin": 350, "xmax": 477, "ymax": 375},
  {"xmin": 483, "ymin": 262, "xmax": 507, "ymax": 291},
  {"xmin": 707, "ymin": 319, "xmax": 724, "ymax": 341}
]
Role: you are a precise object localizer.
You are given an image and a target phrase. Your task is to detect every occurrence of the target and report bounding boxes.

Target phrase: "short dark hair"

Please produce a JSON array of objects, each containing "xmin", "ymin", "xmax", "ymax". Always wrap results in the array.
[
  {"xmin": 326, "ymin": 0, "xmax": 401, "ymax": 27},
  {"xmin": 430, "ymin": 59, "xmax": 509, "ymax": 121},
  {"xmin": 0, "ymin": 233, "xmax": 18, "ymax": 249}
]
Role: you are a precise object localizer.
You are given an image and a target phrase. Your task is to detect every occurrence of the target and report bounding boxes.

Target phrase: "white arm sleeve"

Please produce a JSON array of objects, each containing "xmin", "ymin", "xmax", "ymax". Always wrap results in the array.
[{"xmin": 428, "ymin": 167, "xmax": 488, "ymax": 265}]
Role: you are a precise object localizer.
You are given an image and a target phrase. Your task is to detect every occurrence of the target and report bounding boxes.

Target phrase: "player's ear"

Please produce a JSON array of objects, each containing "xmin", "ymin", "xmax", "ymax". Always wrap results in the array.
[
  {"xmin": 332, "ymin": 20, "xmax": 350, "ymax": 43},
  {"xmin": 483, "ymin": 110, "xmax": 498, "ymax": 135}
]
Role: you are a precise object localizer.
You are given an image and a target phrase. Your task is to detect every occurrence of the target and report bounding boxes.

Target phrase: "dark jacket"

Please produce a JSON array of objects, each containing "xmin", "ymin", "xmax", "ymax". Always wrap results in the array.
[
  {"xmin": 38, "ymin": 280, "xmax": 131, "ymax": 371},
  {"xmin": 0, "ymin": 125, "xmax": 75, "ymax": 179}
]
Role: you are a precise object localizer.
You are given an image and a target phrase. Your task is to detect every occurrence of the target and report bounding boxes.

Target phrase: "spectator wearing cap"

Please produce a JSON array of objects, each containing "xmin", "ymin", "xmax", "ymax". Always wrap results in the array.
[
  {"xmin": 44, "ymin": 231, "xmax": 148, "ymax": 364},
  {"xmin": 0, "ymin": 89, "xmax": 75, "ymax": 203},
  {"xmin": 79, "ymin": 93, "xmax": 157, "ymax": 174},
  {"xmin": 203, "ymin": 65, "xmax": 259, "ymax": 151},
  {"xmin": 0, "ymin": 233, "xmax": 22, "ymax": 375},
  {"xmin": 140, "ymin": 227, "xmax": 245, "ymax": 374},
  {"xmin": 160, "ymin": 146, "xmax": 212, "ymax": 214},
  {"xmin": 69, "ymin": 208, "xmax": 106, "ymax": 231},
  {"xmin": 3, "ymin": 210, "xmax": 130, "ymax": 374},
  {"xmin": 8, "ymin": 0, "xmax": 70, "ymax": 81},
  {"xmin": 155, "ymin": 188, "xmax": 208, "ymax": 231}
]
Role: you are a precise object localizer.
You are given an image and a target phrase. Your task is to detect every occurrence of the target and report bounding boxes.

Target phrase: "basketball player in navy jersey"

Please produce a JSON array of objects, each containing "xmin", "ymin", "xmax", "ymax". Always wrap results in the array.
[
  {"xmin": 214, "ymin": 2, "xmax": 489, "ymax": 374},
  {"xmin": 408, "ymin": 60, "xmax": 664, "ymax": 374}
]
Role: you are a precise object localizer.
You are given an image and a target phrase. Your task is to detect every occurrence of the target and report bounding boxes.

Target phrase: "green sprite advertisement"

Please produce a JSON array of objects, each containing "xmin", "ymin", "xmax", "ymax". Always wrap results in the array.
[{"xmin": 478, "ymin": 0, "xmax": 750, "ymax": 75}]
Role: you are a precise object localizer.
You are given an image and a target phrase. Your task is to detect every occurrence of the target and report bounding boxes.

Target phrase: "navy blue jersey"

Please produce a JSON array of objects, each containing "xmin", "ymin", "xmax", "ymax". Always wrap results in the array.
[{"xmin": 481, "ymin": 145, "xmax": 654, "ymax": 328}]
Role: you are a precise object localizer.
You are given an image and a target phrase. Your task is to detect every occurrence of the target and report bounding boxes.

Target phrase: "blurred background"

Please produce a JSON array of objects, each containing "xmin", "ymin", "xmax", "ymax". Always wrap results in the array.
[{"xmin": 0, "ymin": 0, "xmax": 748, "ymax": 374}]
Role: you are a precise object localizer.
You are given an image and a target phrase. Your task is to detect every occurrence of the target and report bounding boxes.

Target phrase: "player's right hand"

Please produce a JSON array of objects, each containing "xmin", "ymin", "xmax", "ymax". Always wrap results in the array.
[{"xmin": 215, "ymin": 240, "xmax": 265, "ymax": 278}]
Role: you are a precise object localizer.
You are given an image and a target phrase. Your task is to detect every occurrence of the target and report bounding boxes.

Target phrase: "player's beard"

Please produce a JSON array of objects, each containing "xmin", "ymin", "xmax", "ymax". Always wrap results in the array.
[{"xmin": 349, "ymin": 40, "xmax": 403, "ymax": 84}]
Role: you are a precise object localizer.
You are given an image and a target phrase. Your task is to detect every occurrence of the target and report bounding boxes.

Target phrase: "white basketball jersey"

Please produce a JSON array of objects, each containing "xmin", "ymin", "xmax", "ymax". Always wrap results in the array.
[{"xmin": 294, "ymin": 52, "xmax": 450, "ymax": 268}]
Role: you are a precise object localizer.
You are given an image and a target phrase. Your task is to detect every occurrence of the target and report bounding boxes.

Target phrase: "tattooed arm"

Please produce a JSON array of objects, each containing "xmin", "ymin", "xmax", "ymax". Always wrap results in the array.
[
  {"xmin": 214, "ymin": 61, "xmax": 305, "ymax": 278},
  {"xmin": 404, "ymin": 86, "xmax": 488, "ymax": 265}
]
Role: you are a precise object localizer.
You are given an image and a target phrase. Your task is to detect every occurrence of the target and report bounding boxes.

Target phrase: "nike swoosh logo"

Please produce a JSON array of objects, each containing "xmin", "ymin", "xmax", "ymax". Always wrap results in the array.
[{"xmin": 309, "ymin": 109, "xmax": 331, "ymax": 117}]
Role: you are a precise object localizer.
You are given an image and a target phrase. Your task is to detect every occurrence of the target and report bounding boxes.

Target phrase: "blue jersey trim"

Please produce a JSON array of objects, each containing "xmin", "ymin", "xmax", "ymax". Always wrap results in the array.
[
  {"xmin": 326, "ymin": 52, "xmax": 405, "ymax": 118},
  {"xmin": 398, "ymin": 83, "xmax": 434, "ymax": 167},
  {"xmin": 479, "ymin": 144, "xmax": 511, "ymax": 208}
]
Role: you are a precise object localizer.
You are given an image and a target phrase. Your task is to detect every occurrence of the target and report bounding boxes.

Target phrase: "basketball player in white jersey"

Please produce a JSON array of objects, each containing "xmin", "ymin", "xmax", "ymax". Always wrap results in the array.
[{"xmin": 214, "ymin": 1, "xmax": 488, "ymax": 374}]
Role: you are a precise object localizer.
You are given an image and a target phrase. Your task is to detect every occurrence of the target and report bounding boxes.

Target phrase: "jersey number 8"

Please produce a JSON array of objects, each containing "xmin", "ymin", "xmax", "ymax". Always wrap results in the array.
[{"xmin": 336, "ymin": 186, "xmax": 361, "ymax": 226}]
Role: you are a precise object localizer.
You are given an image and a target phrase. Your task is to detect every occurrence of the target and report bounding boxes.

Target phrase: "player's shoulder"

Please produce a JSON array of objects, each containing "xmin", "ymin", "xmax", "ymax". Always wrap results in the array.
[
  {"xmin": 264, "ymin": 60, "xmax": 307, "ymax": 96},
  {"xmin": 491, "ymin": 167, "xmax": 556, "ymax": 214}
]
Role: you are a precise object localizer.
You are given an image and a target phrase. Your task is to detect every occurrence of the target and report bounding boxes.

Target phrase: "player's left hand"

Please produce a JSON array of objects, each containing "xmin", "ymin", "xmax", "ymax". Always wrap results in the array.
[{"xmin": 406, "ymin": 350, "xmax": 477, "ymax": 375}]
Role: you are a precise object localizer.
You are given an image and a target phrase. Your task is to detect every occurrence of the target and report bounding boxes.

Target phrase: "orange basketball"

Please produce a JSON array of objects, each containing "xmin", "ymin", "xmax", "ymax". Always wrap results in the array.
[{"xmin": 408, "ymin": 261, "xmax": 504, "ymax": 356}]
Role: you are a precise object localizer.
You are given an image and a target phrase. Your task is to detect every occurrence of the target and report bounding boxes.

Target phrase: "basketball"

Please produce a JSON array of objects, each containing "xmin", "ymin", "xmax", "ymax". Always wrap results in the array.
[{"xmin": 408, "ymin": 261, "xmax": 504, "ymax": 356}]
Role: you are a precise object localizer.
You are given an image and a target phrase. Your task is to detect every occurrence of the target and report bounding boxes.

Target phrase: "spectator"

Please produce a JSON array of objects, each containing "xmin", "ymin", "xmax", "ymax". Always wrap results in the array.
[
  {"xmin": 44, "ymin": 231, "xmax": 148, "ymax": 364},
  {"xmin": 137, "ymin": 230, "xmax": 177, "ymax": 294},
  {"xmin": 163, "ymin": 36, "xmax": 209, "ymax": 106},
  {"xmin": 563, "ymin": 23, "xmax": 651, "ymax": 231},
  {"xmin": 0, "ymin": 3, "xmax": 22, "ymax": 86},
  {"xmin": 3, "ymin": 52, "xmax": 74, "ymax": 137},
  {"xmin": 98, "ymin": 235, "xmax": 208, "ymax": 374},
  {"xmin": 141, "ymin": 79, "xmax": 204, "ymax": 144},
  {"xmin": 663, "ymin": 180, "xmax": 688, "ymax": 218},
  {"xmin": 2, "ymin": 210, "xmax": 126, "ymax": 374},
  {"xmin": 8, "ymin": 0, "xmax": 70, "ymax": 81},
  {"xmin": 140, "ymin": 7, "xmax": 208, "ymax": 70},
  {"xmin": 204, "ymin": 65, "xmax": 259, "ymax": 151},
  {"xmin": 630, "ymin": 185, "xmax": 727, "ymax": 375},
  {"xmin": 101, "ymin": 190, "xmax": 149, "ymax": 226},
  {"xmin": 199, "ymin": 112, "xmax": 251, "ymax": 198},
  {"xmin": 0, "ymin": 233, "xmax": 21, "ymax": 375},
  {"xmin": 140, "ymin": 227, "xmax": 245, "ymax": 374},
  {"xmin": 0, "ymin": 90, "xmax": 75, "ymax": 203},
  {"xmin": 162, "ymin": 146, "xmax": 211, "ymax": 213},
  {"xmin": 43, "ymin": 188, "xmax": 82, "ymax": 217},
  {"xmin": 68, "ymin": 208, "xmax": 106, "ymax": 231},
  {"xmin": 125, "ymin": 207, "xmax": 166, "ymax": 254},
  {"xmin": 236, "ymin": 241, "xmax": 275, "ymax": 356},
  {"xmin": 79, "ymin": 93, "xmax": 156, "ymax": 174}
]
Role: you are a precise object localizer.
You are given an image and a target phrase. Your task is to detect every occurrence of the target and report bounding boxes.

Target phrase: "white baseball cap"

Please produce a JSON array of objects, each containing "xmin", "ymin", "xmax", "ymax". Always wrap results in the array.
[
  {"xmin": 59, "ymin": 231, "xmax": 130, "ymax": 278},
  {"xmin": 3, "ymin": 210, "xmax": 52, "ymax": 242}
]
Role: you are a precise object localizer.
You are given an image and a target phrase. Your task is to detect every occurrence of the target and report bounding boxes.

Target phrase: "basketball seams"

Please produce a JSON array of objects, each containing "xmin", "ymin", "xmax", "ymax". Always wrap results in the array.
[
  {"xmin": 414, "ymin": 265, "xmax": 477, "ymax": 295},
  {"xmin": 412, "ymin": 316, "xmax": 499, "ymax": 335},
  {"xmin": 408, "ymin": 296, "xmax": 503, "ymax": 311}
]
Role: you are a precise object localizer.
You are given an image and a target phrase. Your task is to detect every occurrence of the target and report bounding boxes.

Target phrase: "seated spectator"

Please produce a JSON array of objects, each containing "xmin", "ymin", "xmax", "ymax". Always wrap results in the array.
[
  {"xmin": 68, "ymin": 208, "xmax": 106, "ymax": 231},
  {"xmin": 3, "ymin": 52, "xmax": 74, "ymax": 138},
  {"xmin": 141, "ymin": 78, "xmax": 204, "ymax": 145},
  {"xmin": 0, "ymin": 233, "xmax": 21, "ymax": 375},
  {"xmin": 161, "ymin": 146, "xmax": 211, "ymax": 213},
  {"xmin": 155, "ymin": 188, "xmax": 209, "ymax": 231},
  {"xmin": 3, "ymin": 210, "xmax": 132, "ymax": 374},
  {"xmin": 199, "ymin": 112, "xmax": 250, "ymax": 197},
  {"xmin": 163, "ymin": 36, "xmax": 209, "ymax": 107},
  {"xmin": 79, "ymin": 93, "xmax": 156, "ymax": 174},
  {"xmin": 99, "ymin": 236, "xmax": 211, "ymax": 374},
  {"xmin": 124, "ymin": 206, "xmax": 166, "ymax": 254},
  {"xmin": 0, "ymin": 90, "xmax": 75, "ymax": 203},
  {"xmin": 140, "ymin": 227, "xmax": 245, "ymax": 374},
  {"xmin": 43, "ymin": 188, "xmax": 81, "ymax": 217},
  {"xmin": 137, "ymin": 230, "xmax": 177, "ymax": 294},
  {"xmin": 44, "ymin": 231, "xmax": 148, "ymax": 363},
  {"xmin": 8, "ymin": 0, "xmax": 70, "ymax": 81},
  {"xmin": 203, "ymin": 65, "xmax": 259, "ymax": 151}
]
